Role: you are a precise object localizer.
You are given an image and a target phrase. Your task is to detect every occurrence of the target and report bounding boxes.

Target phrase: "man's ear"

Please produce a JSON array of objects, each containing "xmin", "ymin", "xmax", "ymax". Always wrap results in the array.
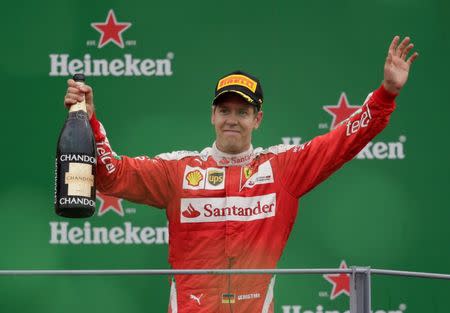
[
  {"xmin": 254, "ymin": 111, "xmax": 263, "ymax": 129},
  {"xmin": 211, "ymin": 105, "xmax": 216, "ymax": 125}
]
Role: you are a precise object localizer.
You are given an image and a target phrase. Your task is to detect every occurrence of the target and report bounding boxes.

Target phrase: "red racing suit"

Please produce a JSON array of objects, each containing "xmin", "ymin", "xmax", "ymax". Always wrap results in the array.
[{"xmin": 89, "ymin": 86, "xmax": 396, "ymax": 313}]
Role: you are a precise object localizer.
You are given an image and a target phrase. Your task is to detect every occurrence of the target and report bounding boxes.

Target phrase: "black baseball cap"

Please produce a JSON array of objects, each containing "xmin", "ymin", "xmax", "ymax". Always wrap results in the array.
[{"xmin": 213, "ymin": 70, "xmax": 264, "ymax": 109}]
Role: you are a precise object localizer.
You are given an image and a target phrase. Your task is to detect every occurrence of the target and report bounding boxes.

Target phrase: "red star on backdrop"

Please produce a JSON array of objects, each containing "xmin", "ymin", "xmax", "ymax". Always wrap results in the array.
[
  {"xmin": 91, "ymin": 9, "xmax": 131, "ymax": 48},
  {"xmin": 323, "ymin": 260, "xmax": 350, "ymax": 299},
  {"xmin": 96, "ymin": 191, "xmax": 124, "ymax": 216},
  {"xmin": 323, "ymin": 93, "xmax": 361, "ymax": 129}
]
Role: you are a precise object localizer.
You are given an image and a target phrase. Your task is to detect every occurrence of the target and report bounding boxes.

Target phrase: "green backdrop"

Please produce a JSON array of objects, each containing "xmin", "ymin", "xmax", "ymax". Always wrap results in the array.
[{"xmin": 1, "ymin": 0, "xmax": 449, "ymax": 312}]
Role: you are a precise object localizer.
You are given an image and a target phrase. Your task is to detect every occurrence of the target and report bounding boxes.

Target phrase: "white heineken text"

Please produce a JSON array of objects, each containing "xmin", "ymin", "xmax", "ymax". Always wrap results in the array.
[
  {"xmin": 49, "ymin": 53, "xmax": 173, "ymax": 77},
  {"xmin": 49, "ymin": 222, "xmax": 168, "ymax": 245}
]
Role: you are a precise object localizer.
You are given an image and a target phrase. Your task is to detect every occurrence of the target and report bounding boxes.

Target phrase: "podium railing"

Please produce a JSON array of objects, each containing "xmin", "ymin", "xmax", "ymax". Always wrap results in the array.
[{"xmin": 2, "ymin": 267, "xmax": 450, "ymax": 313}]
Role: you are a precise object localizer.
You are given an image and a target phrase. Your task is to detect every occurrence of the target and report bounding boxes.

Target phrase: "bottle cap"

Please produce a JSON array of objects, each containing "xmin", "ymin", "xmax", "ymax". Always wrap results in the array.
[{"xmin": 73, "ymin": 73, "xmax": 86, "ymax": 82}]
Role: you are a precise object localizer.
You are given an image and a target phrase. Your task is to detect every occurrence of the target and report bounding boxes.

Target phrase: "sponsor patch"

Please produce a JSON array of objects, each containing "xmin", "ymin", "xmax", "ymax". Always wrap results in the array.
[
  {"xmin": 217, "ymin": 74, "xmax": 257, "ymax": 93},
  {"xmin": 183, "ymin": 166, "xmax": 206, "ymax": 190},
  {"xmin": 205, "ymin": 168, "xmax": 225, "ymax": 190},
  {"xmin": 241, "ymin": 160, "xmax": 274, "ymax": 190},
  {"xmin": 222, "ymin": 293, "xmax": 235, "ymax": 304},
  {"xmin": 190, "ymin": 294, "xmax": 203, "ymax": 305},
  {"xmin": 207, "ymin": 170, "xmax": 223, "ymax": 186},
  {"xmin": 243, "ymin": 166, "xmax": 253, "ymax": 179},
  {"xmin": 186, "ymin": 170, "xmax": 203, "ymax": 187},
  {"xmin": 182, "ymin": 204, "xmax": 201, "ymax": 218},
  {"xmin": 237, "ymin": 293, "xmax": 261, "ymax": 301},
  {"xmin": 180, "ymin": 193, "xmax": 276, "ymax": 223},
  {"xmin": 344, "ymin": 104, "xmax": 372, "ymax": 136}
]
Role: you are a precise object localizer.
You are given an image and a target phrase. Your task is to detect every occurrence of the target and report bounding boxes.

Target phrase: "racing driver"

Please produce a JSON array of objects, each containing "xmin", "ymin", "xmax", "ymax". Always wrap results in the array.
[{"xmin": 64, "ymin": 36, "xmax": 418, "ymax": 313}]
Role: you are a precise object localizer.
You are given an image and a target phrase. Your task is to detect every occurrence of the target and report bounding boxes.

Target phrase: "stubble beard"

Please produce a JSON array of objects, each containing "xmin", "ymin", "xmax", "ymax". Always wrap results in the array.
[{"xmin": 217, "ymin": 134, "xmax": 250, "ymax": 154}]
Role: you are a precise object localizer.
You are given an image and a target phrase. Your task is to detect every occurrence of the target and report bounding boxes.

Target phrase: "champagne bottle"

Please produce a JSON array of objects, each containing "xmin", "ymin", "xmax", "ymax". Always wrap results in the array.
[{"xmin": 54, "ymin": 74, "xmax": 96, "ymax": 218}]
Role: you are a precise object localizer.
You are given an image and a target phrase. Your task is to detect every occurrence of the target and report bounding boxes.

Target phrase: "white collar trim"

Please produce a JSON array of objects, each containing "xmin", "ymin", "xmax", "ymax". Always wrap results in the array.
[{"xmin": 210, "ymin": 142, "xmax": 254, "ymax": 166}]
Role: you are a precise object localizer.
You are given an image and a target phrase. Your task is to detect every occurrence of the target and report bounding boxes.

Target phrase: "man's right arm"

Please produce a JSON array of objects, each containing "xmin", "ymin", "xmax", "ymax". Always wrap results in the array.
[
  {"xmin": 89, "ymin": 114, "xmax": 171, "ymax": 208},
  {"xmin": 64, "ymin": 79, "xmax": 171, "ymax": 209}
]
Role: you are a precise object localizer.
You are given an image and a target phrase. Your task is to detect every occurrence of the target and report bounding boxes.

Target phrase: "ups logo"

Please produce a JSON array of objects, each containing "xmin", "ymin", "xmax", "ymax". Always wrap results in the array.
[{"xmin": 207, "ymin": 170, "xmax": 224, "ymax": 186}]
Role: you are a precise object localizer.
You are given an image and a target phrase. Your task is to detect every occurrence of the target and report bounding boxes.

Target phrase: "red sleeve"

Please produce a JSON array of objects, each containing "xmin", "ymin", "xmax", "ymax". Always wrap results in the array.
[
  {"xmin": 280, "ymin": 85, "xmax": 397, "ymax": 198},
  {"xmin": 90, "ymin": 114, "xmax": 171, "ymax": 209}
]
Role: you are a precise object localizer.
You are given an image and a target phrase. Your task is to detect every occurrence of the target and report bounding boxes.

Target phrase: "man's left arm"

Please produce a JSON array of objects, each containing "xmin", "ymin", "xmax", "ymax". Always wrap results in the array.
[{"xmin": 280, "ymin": 36, "xmax": 418, "ymax": 198}]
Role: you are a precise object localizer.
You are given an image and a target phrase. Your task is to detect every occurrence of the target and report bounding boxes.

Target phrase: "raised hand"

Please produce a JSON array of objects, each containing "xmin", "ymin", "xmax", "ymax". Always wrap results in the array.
[
  {"xmin": 64, "ymin": 79, "xmax": 95, "ymax": 119},
  {"xmin": 383, "ymin": 36, "xmax": 419, "ymax": 94}
]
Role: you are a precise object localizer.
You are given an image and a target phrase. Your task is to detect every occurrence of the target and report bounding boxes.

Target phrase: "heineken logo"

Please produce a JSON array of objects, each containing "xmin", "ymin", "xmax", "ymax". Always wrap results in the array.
[
  {"xmin": 49, "ymin": 222, "xmax": 168, "ymax": 245},
  {"xmin": 49, "ymin": 9, "xmax": 174, "ymax": 77},
  {"xmin": 281, "ymin": 136, "xmax": 406, "ymax": 160},
  {"xmin": 356, "ymin": 136, "xmax": 406, "ymax": 160},
  {"xmin": 282, "ymin": 90, "xmax": 407, "ymax": 160},
  {"xmin": 282, "ymin": 260, "xmax": 407, "ymax": 313},
  {"xmin": 323, "ymin": 92, "xmax": 361, "ymax": 130},
  {"xmin": 91, "ymin": 9, "xmax": 131, "ymax": 49},
  {"xmin": 323, "ymin": 260, "xmax": 350, "ymax": 299},
  {"xmin": 49, "ymin": 53, "xmax": 174, "ymax": 77},
  {"xmin": 96, "ymin": 191, "xmax": 124, "ymax": 217}
]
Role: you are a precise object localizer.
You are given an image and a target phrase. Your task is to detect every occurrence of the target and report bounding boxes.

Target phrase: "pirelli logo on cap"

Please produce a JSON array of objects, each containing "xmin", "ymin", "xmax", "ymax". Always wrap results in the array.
[{"xmin": 217, "ymin": 74, "xmax": 257, "ymax": 93}]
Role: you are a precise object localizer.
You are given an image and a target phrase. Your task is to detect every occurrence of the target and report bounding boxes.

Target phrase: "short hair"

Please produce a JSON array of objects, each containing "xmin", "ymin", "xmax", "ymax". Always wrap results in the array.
[{"xmin": 213, "ymin": 93, "xmax": 261, "ymax": 114}]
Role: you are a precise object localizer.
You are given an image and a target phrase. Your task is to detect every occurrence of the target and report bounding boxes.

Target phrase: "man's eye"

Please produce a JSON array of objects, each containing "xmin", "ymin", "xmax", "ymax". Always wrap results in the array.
[{"xmin": 239, "ymin": 111, "xmax": 248, "ymax": 116}]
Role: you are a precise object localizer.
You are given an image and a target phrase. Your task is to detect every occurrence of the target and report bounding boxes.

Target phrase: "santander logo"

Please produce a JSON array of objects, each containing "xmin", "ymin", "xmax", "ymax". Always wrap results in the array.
[
  {"xmin": 182, "ymin": 204, "xmax": 201, "ymax": 218},
  {"xmin": 180, "ymin": 194, "xmax": 276, "ymax": 223}
]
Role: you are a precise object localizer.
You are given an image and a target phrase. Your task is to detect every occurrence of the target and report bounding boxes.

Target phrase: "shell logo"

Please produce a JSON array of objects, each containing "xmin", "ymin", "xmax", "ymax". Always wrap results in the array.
[{"xmin": 186, "ymin": 170, "xmax": 204, "ymax": 187}]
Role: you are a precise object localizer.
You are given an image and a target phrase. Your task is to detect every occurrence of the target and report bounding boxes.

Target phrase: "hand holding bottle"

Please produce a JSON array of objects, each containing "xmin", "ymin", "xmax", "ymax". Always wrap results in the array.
[{"xmin": 64, "ymin": 78, "xmax": 95, "ymax": 119}]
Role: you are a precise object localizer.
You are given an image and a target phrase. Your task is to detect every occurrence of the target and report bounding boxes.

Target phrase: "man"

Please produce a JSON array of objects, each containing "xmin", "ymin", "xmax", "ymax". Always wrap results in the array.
[{"xmin": 64, "ymin": 36, "xmax": 418, "ymax": 313}]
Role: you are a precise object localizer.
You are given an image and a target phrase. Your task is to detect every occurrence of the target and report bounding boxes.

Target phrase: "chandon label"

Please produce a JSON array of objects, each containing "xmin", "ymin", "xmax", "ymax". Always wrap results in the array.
[
  {"xmin": 59, "ymin": 197, "xmax": 96, "ymax": 207},
  {"xmin": 65, "ymin": 162, "xmax": 94, "ymax": 197},
  {"xmin": 60, "ymin": 154, "xmax": 96, "ymax": 164}
]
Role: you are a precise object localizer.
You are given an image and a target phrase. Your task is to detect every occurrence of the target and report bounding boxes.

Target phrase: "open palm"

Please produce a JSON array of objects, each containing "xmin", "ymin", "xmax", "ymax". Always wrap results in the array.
[{"xmin": 383, "ymin": 36, "xmax": 419, "ymax": 94}]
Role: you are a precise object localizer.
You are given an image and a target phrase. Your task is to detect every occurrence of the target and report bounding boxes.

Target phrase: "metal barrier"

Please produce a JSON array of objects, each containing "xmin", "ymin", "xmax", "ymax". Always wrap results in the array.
[{"xmin": 2, "ymin": 267, "xmax": 450, "ymax": 313}]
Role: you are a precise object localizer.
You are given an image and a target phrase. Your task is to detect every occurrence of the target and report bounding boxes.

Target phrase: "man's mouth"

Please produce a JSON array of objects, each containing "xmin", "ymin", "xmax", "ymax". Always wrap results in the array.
[{"xmin": 223, "ymin": 130, "xmax": 240, "ymax": 134}]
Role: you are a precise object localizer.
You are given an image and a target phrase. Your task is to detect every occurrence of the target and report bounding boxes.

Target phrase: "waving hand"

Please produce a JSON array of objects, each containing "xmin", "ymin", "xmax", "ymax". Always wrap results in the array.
[{"xmin": 383, "ymin": 36, "xmax": 419, "ymax": 94}]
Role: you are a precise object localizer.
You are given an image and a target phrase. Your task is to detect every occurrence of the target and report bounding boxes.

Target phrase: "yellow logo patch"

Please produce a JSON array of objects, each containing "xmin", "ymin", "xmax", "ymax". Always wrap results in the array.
[
  {"xmin": 243, "ymin": 166, "xmax": 253, "ymax": 179},
  {"xmin": 222, "ymin": 293, "xmax": 235, "ymax": 304},
  {"xmin": 207, "ymin": 170, "xmax": 224, "ymax": 186},
  {"xmin": 217, "ymin": 74, "xmax": 257, "ymax": 93},
  {"xmin": 186, "ymin": 170, "xmax": 203, "ymax": 187}
]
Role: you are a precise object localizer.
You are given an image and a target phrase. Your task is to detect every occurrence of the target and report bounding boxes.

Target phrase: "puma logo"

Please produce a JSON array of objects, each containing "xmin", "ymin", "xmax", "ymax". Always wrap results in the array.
[{"xmin": 190, "ymin": 294, "xmax": 203, "ymax": 305}]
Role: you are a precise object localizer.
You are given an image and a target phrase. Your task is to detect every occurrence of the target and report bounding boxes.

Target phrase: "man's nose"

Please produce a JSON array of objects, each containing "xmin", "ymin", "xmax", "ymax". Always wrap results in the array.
[
  {"xmin": 225, "ymin": 113, "xmax": 239, "ymax": 125},
  {"xmin": 226, "ymin": 118, "xmax": 238, "ymax": 126}
]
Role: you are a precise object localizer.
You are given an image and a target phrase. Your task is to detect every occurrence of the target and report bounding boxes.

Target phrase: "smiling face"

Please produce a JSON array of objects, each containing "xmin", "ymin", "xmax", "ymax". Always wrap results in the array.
[{"xmin": 211, "ymin": 93, "xmax": 263, "ymax": 154}]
